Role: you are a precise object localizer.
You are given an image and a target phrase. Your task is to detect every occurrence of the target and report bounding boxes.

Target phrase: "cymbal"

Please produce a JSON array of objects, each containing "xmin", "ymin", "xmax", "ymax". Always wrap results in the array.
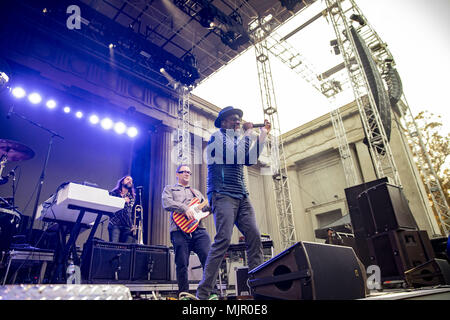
[{"xmin": 0, "ymin": 139, "xmax": 35, "ymax": 161}]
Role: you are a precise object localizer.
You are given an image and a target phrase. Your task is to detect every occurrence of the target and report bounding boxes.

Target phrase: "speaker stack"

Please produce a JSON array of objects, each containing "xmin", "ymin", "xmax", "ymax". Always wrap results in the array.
[
  {"xmin": 345, "ymin": 179, "xmax": 449, "ymax": 286},
  {"xmin": 81, "ymin": 240, "xmax": 169, "ymax": 283}
]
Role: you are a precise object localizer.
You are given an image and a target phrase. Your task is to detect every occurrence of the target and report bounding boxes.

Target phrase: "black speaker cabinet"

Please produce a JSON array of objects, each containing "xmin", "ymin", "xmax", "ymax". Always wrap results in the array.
[
  {"xmin": 345, "ymin": 178, "xmax": 389, "ymax": 238},
  {"xmin": 131, "ymin": 244, "xmax": 169, "ymax": 281},
  {"xmin": 357, "ymin": 183, "xmax": 418, "ymax": 236},
  {"xmin": 81, "ymin": 240, "xmax": 132, "ymax": 283},
  {"xmin": 404, "ymin": 258, "xmax": 450, "ymax": 288},
  {"xmin": 367, "ymin": 230, "xmax": 435, "ymax": 281},
  {"xmin": 248, "ymin": 242, "xmax": 366, "ymax": 300}
]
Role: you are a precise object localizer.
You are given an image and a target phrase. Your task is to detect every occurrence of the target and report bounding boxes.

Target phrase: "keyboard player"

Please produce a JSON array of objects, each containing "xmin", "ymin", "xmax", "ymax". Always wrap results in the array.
[{"xmin": 108, "ymin": 175, "xmax": 137, "ymax": 244}]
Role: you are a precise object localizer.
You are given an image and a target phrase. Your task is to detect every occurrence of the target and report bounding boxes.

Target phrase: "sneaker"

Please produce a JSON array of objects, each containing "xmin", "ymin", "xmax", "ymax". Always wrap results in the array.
[
  {"xmin": 208, "ymin": 294, "xmax": 219, "ymax": 300},
  {"xmin": 179, "ymin": 292, "xmax": 198, "ymax": 300}
]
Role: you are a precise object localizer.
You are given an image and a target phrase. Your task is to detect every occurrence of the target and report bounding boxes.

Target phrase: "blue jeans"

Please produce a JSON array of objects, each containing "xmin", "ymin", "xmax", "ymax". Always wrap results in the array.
[
  {"xmin": 196, "ymin": 193, "xmax": 263, "ymax": 299},
  {"xmin": 171, "ymin": 228, "xmax": 211, "ymax": 294},
  {"xmin": 108, "ymin": 225, "xmax": 136, "ymax": 244}
]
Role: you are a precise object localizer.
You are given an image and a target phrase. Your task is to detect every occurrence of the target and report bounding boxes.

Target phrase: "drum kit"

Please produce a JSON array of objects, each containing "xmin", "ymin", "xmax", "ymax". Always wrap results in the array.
[{"xmin": 0, "ymin": 139, "xmax": 34, "ymax": 257}]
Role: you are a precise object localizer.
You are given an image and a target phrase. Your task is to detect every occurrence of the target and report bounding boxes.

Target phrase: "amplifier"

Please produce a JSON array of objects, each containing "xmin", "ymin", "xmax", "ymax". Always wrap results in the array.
[
  {"xmin": 131, "ymin": 244, "xmax": 169, "ymax": 281},
  {"xmin": 81, "ymin": 240, "xmax": 132, "ymax": 283}
]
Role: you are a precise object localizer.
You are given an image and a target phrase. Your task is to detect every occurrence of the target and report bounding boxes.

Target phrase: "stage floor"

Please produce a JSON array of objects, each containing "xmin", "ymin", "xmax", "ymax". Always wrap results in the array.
[{"xmin": 0, "ymin": 283, "xmax": 449, "ymax": 300}]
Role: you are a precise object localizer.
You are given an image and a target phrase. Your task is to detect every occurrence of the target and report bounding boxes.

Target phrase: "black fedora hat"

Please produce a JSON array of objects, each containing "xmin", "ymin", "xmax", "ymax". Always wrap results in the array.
[{"xmin": 214, "ymin": 106, "xmax": 243, "ymax": 128}]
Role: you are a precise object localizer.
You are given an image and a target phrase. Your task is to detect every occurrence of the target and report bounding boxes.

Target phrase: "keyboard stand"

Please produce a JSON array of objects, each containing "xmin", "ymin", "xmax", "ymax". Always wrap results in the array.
[{"xmin": 50, "ymin": 204, "xmax": 112, "ymax": 283}]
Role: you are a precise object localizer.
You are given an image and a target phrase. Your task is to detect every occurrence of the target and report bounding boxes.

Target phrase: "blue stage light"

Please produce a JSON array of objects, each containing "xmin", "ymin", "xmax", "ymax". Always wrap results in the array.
[
  {"xmin": 63, "ymin": 106, "xmax": 71, "ymax": 113},
  {"xmin": 100, "ymin": 117, "xmax": 113, "ymax": 130},
  {"xmin": 11, "ymin": 87, "xmax": 26, "ymax": 98},
  {"xmin": 28, "ymin": 92, "xmax": 42, "ymax": 104},
  {"xmin": 75, "ymin": 111, "xmax": 83, "ymax": 118},
  {"xmin": 127, "ymin": 126, "xmax": 138, "ymax": 138},
  {"xmin": 89, "ymin": 114, "xmax": 100, "ymax": 124},
  {"xmin": 46, "ymin": 99, "xmax": 57, "ymax": 109},
  {"xmin": 114, "ymin": 122, "xmax": 126, "ymax": 134}
]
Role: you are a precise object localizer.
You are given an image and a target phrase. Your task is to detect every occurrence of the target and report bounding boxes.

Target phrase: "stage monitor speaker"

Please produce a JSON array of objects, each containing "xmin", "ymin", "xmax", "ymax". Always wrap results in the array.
[
  {"xmin": 248, "ymin": 242, "xmax": 366, "ymax": 300},
  {"xmin": 357, "ymin": 182, "xmax": 418, "ymax": 236},
  {"xmin": 404, "ymin": 258, "xmax": 450, "ymax": 288},
  {"xmin": 367, "ymin": 230, "xmax": 434, "ymax": 281},
  {"xmin": 345, "ymin": 178, "xmax": 389, "ymax": 238},
  {"xmin": 81, "ymin": 240, "xmax": 132, "ymax": 283},
  {"xmin": 131, "ymin": 244, "xmax": 169, "ymax": 281},
  {"xmin": 236, "ymin": 267, "xmax": 250, "ymax": 296}
]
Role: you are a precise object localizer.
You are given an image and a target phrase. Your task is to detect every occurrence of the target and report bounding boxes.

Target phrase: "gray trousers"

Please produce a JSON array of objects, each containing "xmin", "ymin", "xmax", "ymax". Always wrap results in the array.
[{"xmin": 196, "ymin": 193, "xmax": 263, "ymax": 299}]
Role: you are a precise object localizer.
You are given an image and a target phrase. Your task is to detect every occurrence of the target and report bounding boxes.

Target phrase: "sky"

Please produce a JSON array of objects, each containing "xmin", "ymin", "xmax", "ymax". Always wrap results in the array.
[{"xmin": 192, "ymin": 0, "xmax": 450, "ymax": 136}]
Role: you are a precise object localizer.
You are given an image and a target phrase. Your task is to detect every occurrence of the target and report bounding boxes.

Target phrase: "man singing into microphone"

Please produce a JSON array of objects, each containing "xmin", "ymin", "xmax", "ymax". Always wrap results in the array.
[{"xmin": 196, "ymin": 106, "xmax": 271, "ymax": 300}]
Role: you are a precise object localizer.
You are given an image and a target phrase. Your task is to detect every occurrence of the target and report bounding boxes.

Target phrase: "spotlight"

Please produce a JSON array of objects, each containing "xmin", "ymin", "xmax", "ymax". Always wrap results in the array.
[
  {"xmin": 114, "ymin": 122, "xmax": 126, "ymax": 134},
  {"xmin": 89, "ymin": 114, "xmax": 99, "ymax": 124},
  {"xmin": 0, "ymin": 72, "xmax": 9, "ymax": 85},
  {"xmin": 11, "ymin": 87, "xmax": 26, "ymax": 98},
  {"xmin": 100, "ymin": 117, "xmax": 113, "ymax": 130},
  {"xmin": 127, "ymin": 127, "xmax": 138, "ymax": 138},
  {"xmin": 75, "ymin": 111, "xmax": 83, "ymax": 118},
  {"xmin": 350, "ymin": 14, "xmax": 366, "ymax": 26},
  {"xmin": 28, "ymin": 92, "xmax": 42, "ymax": 104},
  {"xmin": 63, "ymin": 106, "xmax": 71, "ymax": 113},
  {"xmin": 46, "ymin": 99, "xmax": 57, "ymax": 109},
  {"xmin": 109, "ymin": 43, "xmax": 116, "ymax": 49}
]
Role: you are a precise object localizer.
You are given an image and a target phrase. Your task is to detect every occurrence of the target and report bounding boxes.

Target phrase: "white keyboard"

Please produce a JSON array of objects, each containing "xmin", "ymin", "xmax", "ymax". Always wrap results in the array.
[{"xmin": 36, "ymin": 183, "xmax": 125, "ymax": 224}]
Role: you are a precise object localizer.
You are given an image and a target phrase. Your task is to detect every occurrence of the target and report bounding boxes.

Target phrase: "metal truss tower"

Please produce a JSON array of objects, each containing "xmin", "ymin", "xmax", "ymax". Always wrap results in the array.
[
  {"xmin": 324, "ymin": 0, "xmax": 448, "ymax": 234},
  {"xmin": 253, "ymin": 27, "xmax": 298, "ymax": 250},
  {"xmin": 260, "ymin": 26, "xmax": 359, "ymax": 187},
  {"xmin": 176, "ymin": 85, "xmax": 192, "ymax": 166},
  {"xmin": 324, "ymin": 0, "xmax": 402, "ymax": 187}
]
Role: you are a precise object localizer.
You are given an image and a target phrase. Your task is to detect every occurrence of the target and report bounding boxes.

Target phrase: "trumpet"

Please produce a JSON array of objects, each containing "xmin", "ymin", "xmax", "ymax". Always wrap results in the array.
[{"xmin": 133, "ymin": 187, "xmax": 144, "ymax": 244}]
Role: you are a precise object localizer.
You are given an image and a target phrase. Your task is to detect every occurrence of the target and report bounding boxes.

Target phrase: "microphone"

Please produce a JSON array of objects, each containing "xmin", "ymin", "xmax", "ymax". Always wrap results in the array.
[
  {"xmin": 6, "ymin": 105, "xmax": 14, "ymax": 119},
  {"xmin": 136, "ymin": 186, "xmax": 143, "ymax": 190},
  {"xmin": 9, "ymin": 165, "xmax": 18, "ymax": 176},
  {"xmin": 252, "ymin": 123, "xmax": 266, "ymax": 128}
]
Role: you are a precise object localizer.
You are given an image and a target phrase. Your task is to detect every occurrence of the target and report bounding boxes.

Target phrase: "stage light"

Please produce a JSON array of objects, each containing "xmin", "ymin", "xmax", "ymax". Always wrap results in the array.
[
  {"xmin": 100, "ymin": 117, "xmax": 113, "ymax": 130},
  {"xmin": 89, "ymin": 114, "xmax": 99, "ymax": 124},
  {"xmin": 114, "ymin": 122, "xmax": 126, "ymax": 134},
  {"xmin": 11, "ymin": 87, "xmax": 26, "ymax": 98},
  {"xmin": 63, "ymin": 106, "xmax": 71, "ymax": 113},
  {"xmin": 46, "ymin": 99, "xmax": 57, "ymax": 109},
  {"xmin": 28, "ymin": 92, "xmax": 42, "ymax": 104},
  {"xmin": 127, "ymin": 127, "xmax": 138, "ymax": 138},
  {"xmin": 109, "ymin": 43, "xmax": 116, "ymax": 49},
  {"xmin": 75, "ymin": 111, "xmax": 83, "ymax": 118}
]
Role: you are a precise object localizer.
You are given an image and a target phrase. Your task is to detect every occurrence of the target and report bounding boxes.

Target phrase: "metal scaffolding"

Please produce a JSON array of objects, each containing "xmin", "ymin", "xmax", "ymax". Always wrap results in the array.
[
  {"xmin": 325, "ymin": 0, "xmax": 402, "ymax": 187},
  {"xmin": 324, "ymin": 0, "xmax": 448, "ymax": 235},
  {"xmin": 253, "ymin": 27, "xmax": 298, "ymax": 250}
]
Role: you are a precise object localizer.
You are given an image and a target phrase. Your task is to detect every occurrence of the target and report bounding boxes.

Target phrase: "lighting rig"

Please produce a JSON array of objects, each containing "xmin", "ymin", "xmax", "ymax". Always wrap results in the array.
[{"xmin": 172, "ymin": 0, "xmax": 250, "ymax": 51}]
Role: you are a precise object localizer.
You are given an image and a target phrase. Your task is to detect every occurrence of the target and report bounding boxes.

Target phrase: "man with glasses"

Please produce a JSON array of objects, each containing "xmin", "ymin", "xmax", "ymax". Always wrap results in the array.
[
  {"xmin": 162, "ymin": 164, "xmax": 211, "ymax": 298},
  {"xmin": 196, "ymin": 106, "xmax": 271, "ymax": 300}
]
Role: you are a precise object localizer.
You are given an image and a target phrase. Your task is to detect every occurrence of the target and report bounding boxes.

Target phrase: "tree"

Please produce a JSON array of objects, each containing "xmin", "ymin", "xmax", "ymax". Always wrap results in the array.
[{"xmin": 406, "ymin": 110, "xmax": 450, "ymax": 233}]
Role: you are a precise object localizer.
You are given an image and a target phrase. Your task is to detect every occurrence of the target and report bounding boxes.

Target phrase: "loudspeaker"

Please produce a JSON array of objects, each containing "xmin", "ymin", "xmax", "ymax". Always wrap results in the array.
[
  {"xmin": 404, "ymin": 259, "xmax": 450, "ymax": 288},
  {"xmin": 367, "ymin": 230, "xmax": 435, "ymax": 281},
  {"xmin": 81, "ymin": 240, "xmax": 132, "ymax": 283},
  {"xmin": 248, "ymin": 242, "xmax": 366, "ymax": 300},
  {"xmin": 345, "ymin": 178, "xmax": 389, "ymax": 238},
  {"xmin": 236, "ymin": 267, "xmax": 250, "ymax": 296},
  {"xmin": 131, "ymin": 244, "xmax": 169, "ymax": 281},
  {"xmin": 350, "ymin": 26, "xmax": 392, "ymax": 143},
  {"xmin": 169, "ymin": 250, "xmax": 203, "ymax": 281},
  {"xmin": 357, "ymin": 183, "xmax": 418, "ymax": 236}
]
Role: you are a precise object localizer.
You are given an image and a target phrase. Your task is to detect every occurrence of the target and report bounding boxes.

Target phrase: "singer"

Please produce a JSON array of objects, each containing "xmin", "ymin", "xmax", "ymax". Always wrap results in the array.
[{"xmin": 196, "ymin": 106, "xmax": 271, "ymax": 300}]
